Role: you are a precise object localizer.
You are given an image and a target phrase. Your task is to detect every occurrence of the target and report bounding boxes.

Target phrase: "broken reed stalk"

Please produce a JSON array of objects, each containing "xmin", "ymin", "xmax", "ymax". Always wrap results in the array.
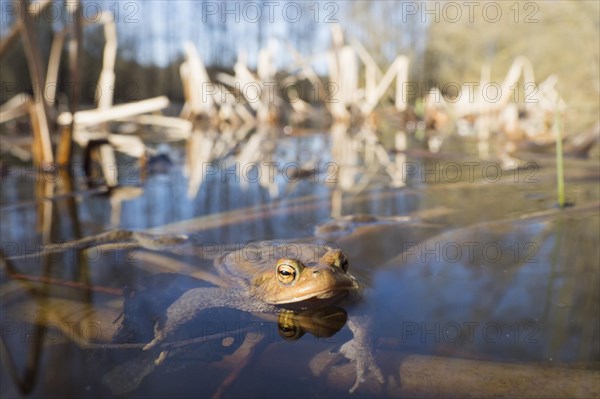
[
  {"xmin": 57, "ymin": 0, "xmax": 82, "ymax": 166},
  {"xmin": 16, "ymin": 0, "xmax": 54, "ymax": 168},
  {"xmin": 554, "ymin": 110, "xmax": 565, "ymax": 207}
]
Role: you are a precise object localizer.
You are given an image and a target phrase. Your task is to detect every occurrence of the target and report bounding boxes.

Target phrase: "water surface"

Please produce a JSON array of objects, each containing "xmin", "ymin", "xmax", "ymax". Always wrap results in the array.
[{"xmin": 1, "ymin": 128, "xmax": 599, "ymax": 398}]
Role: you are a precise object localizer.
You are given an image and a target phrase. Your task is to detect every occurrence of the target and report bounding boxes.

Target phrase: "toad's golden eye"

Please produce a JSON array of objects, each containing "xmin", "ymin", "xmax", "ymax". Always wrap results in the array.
[
  {"xmin": 318, "ymin": 249, "xmax": 349, "ymax": 272},
  {"xmin": 276, "ymin": 259, "xmax": 300, "ymax": 285},
  {"xmin": 333, "ymin": 251, "xmax": 349, "ymax": 272},
  {"xmin": 339, "ymin": 255, "xmax": 349, "ymax": 272}
]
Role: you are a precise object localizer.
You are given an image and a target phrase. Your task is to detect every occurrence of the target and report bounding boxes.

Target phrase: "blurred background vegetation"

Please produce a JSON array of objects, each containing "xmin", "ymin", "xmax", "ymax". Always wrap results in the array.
[
  {"xmin": 425, "ymin": 1, "xmax": 599, "ymax": 133},
  {"xmin": 1, "ymin": 0, "xmax": 598, "ymax": 131}
]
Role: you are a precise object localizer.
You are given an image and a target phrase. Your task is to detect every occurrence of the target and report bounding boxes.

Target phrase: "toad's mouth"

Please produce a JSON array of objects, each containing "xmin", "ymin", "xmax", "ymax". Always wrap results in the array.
[{"xmin": 271, "ymin": 282, "xmax": 358, "ymax": 306}]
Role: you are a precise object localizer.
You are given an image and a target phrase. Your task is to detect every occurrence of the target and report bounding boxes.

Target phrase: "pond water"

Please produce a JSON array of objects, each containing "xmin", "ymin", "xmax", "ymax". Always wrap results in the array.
[{"xmin": 1, "ymin": 127, "xmax": 599, "ymax": 398}]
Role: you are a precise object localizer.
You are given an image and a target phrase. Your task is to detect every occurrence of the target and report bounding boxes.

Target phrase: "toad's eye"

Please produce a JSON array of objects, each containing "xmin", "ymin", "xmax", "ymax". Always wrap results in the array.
[
  {"xmin": 276, "ymin": 259, "xmax": 300, "ymax": 285},
  {"xmin": 340, "ymin": 255, "xmax": 349, "ymax": 272},
  {"xmin": 336, "ymin": 253, "xmax": 349, "ymax": 272}
]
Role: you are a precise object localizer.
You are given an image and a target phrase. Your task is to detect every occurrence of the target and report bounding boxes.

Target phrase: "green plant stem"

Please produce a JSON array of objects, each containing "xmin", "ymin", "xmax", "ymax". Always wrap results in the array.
[{"xmin": 554, "ymin": 111, "xmax": 565, "ymax": 207}]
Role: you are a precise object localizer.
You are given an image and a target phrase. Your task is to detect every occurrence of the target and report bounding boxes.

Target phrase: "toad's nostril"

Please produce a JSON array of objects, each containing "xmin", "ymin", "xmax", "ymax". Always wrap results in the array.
[{"xmin": 312, "ymin": 270, "xmax": 320, "ymax": 275}]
